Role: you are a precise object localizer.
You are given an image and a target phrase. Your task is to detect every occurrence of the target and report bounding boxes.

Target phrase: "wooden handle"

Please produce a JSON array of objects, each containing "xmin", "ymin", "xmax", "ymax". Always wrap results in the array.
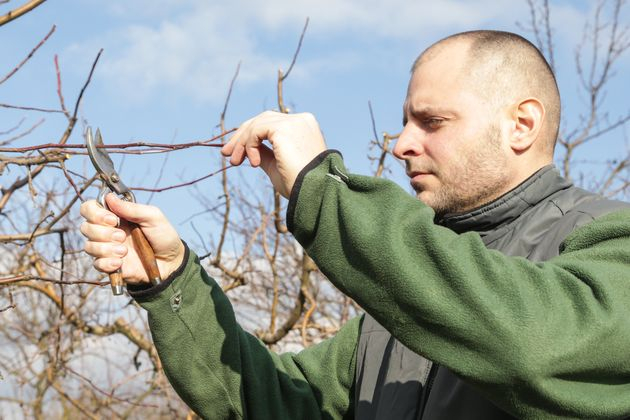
[
  {"xmin": 109, "ymin": 270, "xmax": 124, "ymax": 295},
  {"xmin": 129, "ymin": 222, "xmax": 162, "ymax": 285}
]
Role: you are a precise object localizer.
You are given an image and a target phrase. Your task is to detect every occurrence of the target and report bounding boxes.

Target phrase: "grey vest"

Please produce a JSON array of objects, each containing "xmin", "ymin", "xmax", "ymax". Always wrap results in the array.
[{"xmin": 354, "ymin": 166, "xmax": 630, "ymax": 420}]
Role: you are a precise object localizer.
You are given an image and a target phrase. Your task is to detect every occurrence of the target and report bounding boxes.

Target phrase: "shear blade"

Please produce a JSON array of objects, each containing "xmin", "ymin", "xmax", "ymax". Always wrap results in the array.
[
  {"xmin": 86, "ymin": 126, "xmax": 116, "ymax": 177},
  {"xmin": 85, "ymin": 126, "xmax": 131, "ymax": 198}
]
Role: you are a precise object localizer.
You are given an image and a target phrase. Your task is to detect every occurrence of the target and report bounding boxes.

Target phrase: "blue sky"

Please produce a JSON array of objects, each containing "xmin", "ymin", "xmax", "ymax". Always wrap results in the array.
[{"xmin": 1, "ymin": 0, "xmax": 628, "ymax": 244}]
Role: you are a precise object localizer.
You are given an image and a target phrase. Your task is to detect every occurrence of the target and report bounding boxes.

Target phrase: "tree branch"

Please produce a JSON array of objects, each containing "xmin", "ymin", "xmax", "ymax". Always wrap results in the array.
[
  {"xmin": 0, "ymin": 0, "xmax": 47, "ymax": 27},
  {"xmin": 0, "ymin": 128, "xmax": 235, "ymax": 153}
]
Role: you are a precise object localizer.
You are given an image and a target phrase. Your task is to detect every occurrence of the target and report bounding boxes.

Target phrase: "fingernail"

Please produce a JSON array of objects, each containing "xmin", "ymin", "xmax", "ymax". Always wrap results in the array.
[
  {"xmin": 112, "ymin": 231, "xmax": 125, "ymax": 242},
  {"xmin": 113, "ymin": 245, "xmax": 126, "ymax": 256},
  {"xmin": 105, "ymin": 215, "xmax": 119, "ymax": 226}
]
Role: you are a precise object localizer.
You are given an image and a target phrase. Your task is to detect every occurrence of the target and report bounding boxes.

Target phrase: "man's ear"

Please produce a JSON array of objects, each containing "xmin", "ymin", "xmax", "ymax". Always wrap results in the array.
[{"xmin": 510, "ymin": 98, "xmax": 545, "ymax": 153}]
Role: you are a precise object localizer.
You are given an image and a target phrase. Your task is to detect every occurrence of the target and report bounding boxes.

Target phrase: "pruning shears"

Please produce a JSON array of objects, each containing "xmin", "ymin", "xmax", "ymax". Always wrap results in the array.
[{"xmin": 85, "ymin": 127, "xmax": 162, "ymax": 295}]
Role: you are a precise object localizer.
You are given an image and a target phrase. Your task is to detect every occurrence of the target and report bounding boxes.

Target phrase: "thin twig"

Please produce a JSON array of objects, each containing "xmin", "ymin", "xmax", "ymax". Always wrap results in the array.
[
  {"xmin": 301, "ymin": 287, "xmax": 317, "ymax": 347},
  {"xmin": 0, "ymin": 291, "xmax": 15, "ymax": 313},
  {"xmin": 1, "ymin": 175, "xmax": 96, "ymax": 242},
  {"xmin": 190, "ymin": 221, "xmax": 211, "ymax": 260},
  {"xmin": 278, "ymin": 18, "xmax": 310, "ymax": 112},
  {"xmin": 65, "ymin": 366, "xmax": 159, "ymax": 408},
  {"xmin": 0, "ymin": 103, "xmax": 64, "ymax": 113},
  {"xmin": 0, "ymin": 304, "xmax": 16, "ymax": 312},
  {"xmin": 542, "ymin": 0, "xmax": 555, "ymax": 72},
  {"xmin": 25, "ymin": 211, "xmax": 54, "ymax": 244},
  {"xmin": 281, "ymin": 18, "xmax": 310, "ymax": 82},
  {"xmin": 599, "ymin": 156, "xmax": 629, "ymax": 194},
  {"xmin": 0, "ymin": 228, "xmax": 66, "ymax": 243},
  {"xmin": 71, "ymin": 49, "xmax": 102, "ymax": 124},
  {"xmin": 26, "ymin": 165, "xmax": 36, "ymax": 198},
  {"xmin": 58, "ymin": 233, "xmax": 65, "ymax": 313},
  {"xmin": 130, "ymin": 166, "xmax": 233, "ymax": 192},
  {"xmin": 273, "ymin": 191, "xmax": 287, "ymax": 233},
  {"xmin": 147, "ymin": 130, "xmax": 177, "ymax": 204},
  {"xmin": 59, "ymin": 160, "xmax": 84, "ymax": 201},
  {"xmin": 0, "ymin": 24, "xmax": 55, "ymax": 85},
  {"xmin": 220, "ymin": 62, "xmax": 241, "ymax": 122},
  {"xmin": 0, "ymin": 117, "xmax": 25, "ymax": 137},
  {"xmin": 0, "ymin": 274, "xmax": 107, "ymax": 286},
  {"xmin": 56, "ymin": 49, "xmax": 103, "ymax": 146},
  {"xmin": 0, "ymin": 118, "xmax": 44, "ymax": 145},
  {"xmin": 368, "ymin": 101, "xmax": 379, "ymax": 145},
  {"xmin": 368, "ymin": 100, "xmax": 399, "ymax": 178},
  {"xmin": 54, "ymin": 55, "xmax": 70, "ymax": 118},
  {"xmin": 0, "ymin": 164, "xmax": 44, "ymax": 211},
  {"xmin": 300, "ymin": 254, "xmax": 317, "ymax": 347},
  {"xmin": 215, "ymin": 62, "xmax": 241, "ymax": 262},
  {"xmin": 49, "ymin": 381, "xmax": 98, "ymax": 420},
  {"xmin": 44, "ymin": 174, "xmax": 98, "ymax": 229},
  {"xmin": 62, "ymin": 147, "xmax": 228, "ymax": 156}
]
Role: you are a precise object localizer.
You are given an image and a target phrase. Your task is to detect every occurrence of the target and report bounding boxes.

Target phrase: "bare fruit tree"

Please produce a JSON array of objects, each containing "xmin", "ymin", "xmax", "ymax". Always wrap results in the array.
[
  {"xmin": 0, "ymin": 7, "xmax": 354, "ymax": 417},
  {"xmin": 1, "ymin": 0, "xmax": 629, "ymax": 418}
]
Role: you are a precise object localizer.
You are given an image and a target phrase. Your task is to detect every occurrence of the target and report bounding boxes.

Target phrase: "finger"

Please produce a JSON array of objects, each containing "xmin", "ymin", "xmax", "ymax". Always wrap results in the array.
[
  {"xmin": 221, "ymin": 133, "xmax": 237, "ymax": 156},
  {"xmin": 229, "ymin": 142, "xmax": 247, "ymax": 166},
  {"xmin": 230, "ymin": 125, "xmax": 270, "ymax": 166},
  {"xmin": 225, "ymin": 113, "xmax": 279, "ymax": 165},
  {"xmin": 222, "ymin": 116, "xmax": 256, "ymax": 157},
  {"xmin": 104, "ymin": 194, "xmax": 164, "ymax": 227},
  {"xmin": 80, "ymin": 222, "xmax": 126, "ymax": 243},
  {"xmin": 93, "ymin": 257, "xmax": 123, "ymax": 273},
  {"xmin": 80, "ymin": 200, "xmax": 119, "ymax": 226},
  {"xmin": 246, "ymin": 145, "xmax": 262, "ymax": 167},
  {"xmin": 84, "ymin": 240, "xmax": 128, "ymax": 259}
]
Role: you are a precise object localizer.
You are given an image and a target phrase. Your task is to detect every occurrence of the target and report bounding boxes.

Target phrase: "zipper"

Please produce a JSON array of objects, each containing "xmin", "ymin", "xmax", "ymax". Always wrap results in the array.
[{"xmin": 417, "ymin": 363, "xmax": 439, "ymax": 419}]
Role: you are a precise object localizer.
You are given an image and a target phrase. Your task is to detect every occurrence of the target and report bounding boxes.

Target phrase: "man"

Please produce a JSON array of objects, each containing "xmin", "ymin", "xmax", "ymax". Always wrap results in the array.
[{"xmin": 80, "ymin": 30, "xmax": 630, "ymax": 419}]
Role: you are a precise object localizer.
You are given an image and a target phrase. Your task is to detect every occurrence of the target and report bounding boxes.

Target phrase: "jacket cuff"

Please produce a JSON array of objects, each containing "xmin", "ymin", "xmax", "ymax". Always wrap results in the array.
[
  {"xmin": 127, "ymin": 241, "xmax": 190, "ymax": 302},
  {"xmin": 287, "ymin": 149, "xmax": 344, "ymax": 233}
]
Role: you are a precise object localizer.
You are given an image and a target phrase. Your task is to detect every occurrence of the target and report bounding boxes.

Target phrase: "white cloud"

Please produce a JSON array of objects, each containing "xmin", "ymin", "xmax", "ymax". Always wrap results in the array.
[
  {"xmin": 69, "ymin": 0, "xmax": 594, "ymax": 104},
  {"xmin": 69, "ymin": 4, "xmax": 280, "ymax": 104}
]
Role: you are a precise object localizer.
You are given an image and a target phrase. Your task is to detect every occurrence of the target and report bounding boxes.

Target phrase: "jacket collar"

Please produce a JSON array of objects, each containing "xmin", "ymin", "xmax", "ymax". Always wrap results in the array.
[{"xmin": 435, "ymin": 165, "xmax": 572, "ymax": 236}]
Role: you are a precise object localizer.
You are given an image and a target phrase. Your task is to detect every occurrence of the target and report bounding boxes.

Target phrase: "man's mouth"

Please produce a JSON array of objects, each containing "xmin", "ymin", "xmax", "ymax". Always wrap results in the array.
[
  {"xmin": 408, "ymin": 171, "xmax": 433, "ymax": 191},
  {"xmin": 408, "ymin": 171, "xmax": 432, "ymax": 180}
]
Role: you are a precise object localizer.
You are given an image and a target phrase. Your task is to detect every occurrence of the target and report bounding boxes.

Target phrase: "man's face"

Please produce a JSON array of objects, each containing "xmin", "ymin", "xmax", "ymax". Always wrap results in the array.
[{"xmin": 394, "ymin": 43, "xmax": 512, "ymax": 216}]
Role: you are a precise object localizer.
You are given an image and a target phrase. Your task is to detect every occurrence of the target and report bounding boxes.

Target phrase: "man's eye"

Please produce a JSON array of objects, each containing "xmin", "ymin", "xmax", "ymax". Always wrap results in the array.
[{"xmin": 423, "ymin": 119, "xmax": 443, "ymax": 129}]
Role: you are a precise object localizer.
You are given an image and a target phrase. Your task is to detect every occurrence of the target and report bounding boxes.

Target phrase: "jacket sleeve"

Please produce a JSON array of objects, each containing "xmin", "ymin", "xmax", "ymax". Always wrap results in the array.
[
  {"xmin": 287, "ymin": 150, "xmax": 630, "ymax": 419},
  {"xmin": 131, "ymin": 244, "xmax": 360, "ymax": 420}
]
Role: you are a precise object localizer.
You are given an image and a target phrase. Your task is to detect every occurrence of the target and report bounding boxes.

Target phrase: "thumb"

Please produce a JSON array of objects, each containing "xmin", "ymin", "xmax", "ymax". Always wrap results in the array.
[
  {"xmin": 258, "ymin": 143, "xmax": 276, "ymax": 179},
  {"xmin": 258, "ymin": 144, "xmax": 290, "ymax": 197},
  {"xmin": 104, "ymin": 193, "xmax": 162, "ymax": 227}
]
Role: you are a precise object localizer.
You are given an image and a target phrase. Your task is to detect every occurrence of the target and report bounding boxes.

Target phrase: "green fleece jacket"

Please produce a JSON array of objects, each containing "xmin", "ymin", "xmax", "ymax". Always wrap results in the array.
[{"xmin": 134, "ymin": 152, "xmax": 630, "ymax": 419}]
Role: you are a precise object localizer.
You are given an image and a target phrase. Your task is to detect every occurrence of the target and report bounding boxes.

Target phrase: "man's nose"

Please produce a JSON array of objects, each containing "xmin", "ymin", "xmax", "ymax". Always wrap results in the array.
[{"xmin": 392, "ymin": 124, "xmax": 424, "ymax": 160}]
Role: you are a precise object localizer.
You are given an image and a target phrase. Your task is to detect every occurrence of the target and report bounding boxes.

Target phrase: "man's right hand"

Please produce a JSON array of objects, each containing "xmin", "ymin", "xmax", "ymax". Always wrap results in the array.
[{"xmin": 80, "ymin": 194, "xmax": 185, "ymax": 284}]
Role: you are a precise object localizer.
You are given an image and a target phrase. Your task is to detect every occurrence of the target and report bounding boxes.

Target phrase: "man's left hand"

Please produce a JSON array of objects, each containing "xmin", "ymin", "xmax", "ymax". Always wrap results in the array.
[{"xmin": 221, "ymin": 111, "xmax": 327, "ymax": 198}]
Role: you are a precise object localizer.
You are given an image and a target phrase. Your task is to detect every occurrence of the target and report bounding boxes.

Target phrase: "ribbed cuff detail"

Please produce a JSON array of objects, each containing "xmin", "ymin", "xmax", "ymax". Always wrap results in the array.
[{"xmin": 127, "ymin": 241, "xmax": 190, "ymax": 302}]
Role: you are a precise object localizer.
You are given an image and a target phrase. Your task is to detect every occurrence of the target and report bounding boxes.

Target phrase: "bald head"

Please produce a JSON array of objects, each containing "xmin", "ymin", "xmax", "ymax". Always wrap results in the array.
[{"xmin": 412, "ymin": 31, "xmax": 561, "ymax": 155}]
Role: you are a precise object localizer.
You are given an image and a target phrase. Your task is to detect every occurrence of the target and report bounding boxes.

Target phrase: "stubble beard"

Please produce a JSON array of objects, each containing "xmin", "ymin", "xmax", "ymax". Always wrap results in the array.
[{"xmin": 417, "ymin": 125, "xmax": 512, "ymax": 217}]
